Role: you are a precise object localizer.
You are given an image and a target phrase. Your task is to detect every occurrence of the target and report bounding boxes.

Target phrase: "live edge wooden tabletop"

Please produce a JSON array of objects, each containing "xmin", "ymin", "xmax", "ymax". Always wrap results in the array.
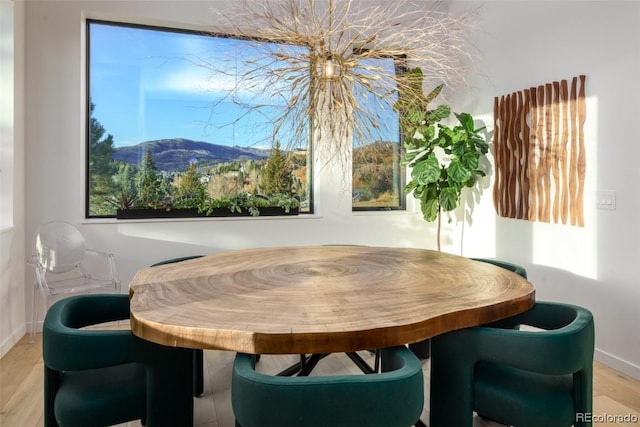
[{"xmin": 129, "ymin": 246, "xmax": 535, "ymax": 355}]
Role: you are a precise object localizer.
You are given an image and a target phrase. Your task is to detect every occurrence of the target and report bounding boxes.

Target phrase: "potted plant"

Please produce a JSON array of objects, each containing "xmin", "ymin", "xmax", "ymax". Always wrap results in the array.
[
  {"xmin": 397, "ymin": 68, "xmax": 489, "ymax": 251},
  {"xmin": 197, "ymin": 191, "xmax": 299, "ymax": 217},
  {"xmin": 116, "ymin": 191, "xmax": 299, "ymax": 219}
]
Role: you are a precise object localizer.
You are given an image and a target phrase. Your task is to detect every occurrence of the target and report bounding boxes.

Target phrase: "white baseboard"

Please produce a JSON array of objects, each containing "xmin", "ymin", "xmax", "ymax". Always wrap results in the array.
[
  {"xmin": 0, "ymin": 325, "xmax": 27, "ymax": 359},
  {"xmin": 595, "ymin": 347, "xmax": 640, "ymax": 380}
]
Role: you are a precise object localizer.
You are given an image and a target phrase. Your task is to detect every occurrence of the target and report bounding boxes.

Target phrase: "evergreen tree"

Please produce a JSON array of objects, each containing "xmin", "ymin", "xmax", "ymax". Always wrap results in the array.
[
  {"xmin": 177, "ymin": 163, "xmax": 202, "ymax": 195},
  {"xmin": 134, "ymin": 151, "xmax": 163, "ymax": 208},
  {"xmin": 88, "ymin": 102, "xmax": 118, "ymax": 215},
  {"xmin": 113, "ymin": 162, "xmax": 137, "ymax": 209},
  {"xmin": 262, "ymin": 141, "xmax": 294, "ymax": 196},
  {"xmin": 173, "ymin": 163, "xmax": 207, "ymax": 208}
]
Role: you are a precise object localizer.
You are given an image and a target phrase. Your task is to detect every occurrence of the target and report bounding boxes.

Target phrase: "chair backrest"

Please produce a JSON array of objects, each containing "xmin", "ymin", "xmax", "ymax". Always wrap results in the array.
[
  {"xmin": 471, "ymin": 257, "xmax": 528, "ymax": 279},
  {"xmin": 476, "ymin": 301, "xmax": 595, "ymax": 375},
  {"xmin": 43, "ymin": 294, "xmax": 195, "ymax": 427},
  {"xmin": 43, "ymin": 294, "xmax": 136, "ymax": 372},
  {"xmin": 35, "ymin": 221, "xmax": 86, "ymax": 273},
  {"xmin": 232, "ymin": 346, "xmax": 424, "ymax": 427}
]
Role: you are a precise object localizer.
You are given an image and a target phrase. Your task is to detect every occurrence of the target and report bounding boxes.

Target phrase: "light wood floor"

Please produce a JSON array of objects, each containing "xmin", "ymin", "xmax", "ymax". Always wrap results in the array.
[{"xmin": 2, "ymin": 334, "xmax": 639, "ymax": 427}]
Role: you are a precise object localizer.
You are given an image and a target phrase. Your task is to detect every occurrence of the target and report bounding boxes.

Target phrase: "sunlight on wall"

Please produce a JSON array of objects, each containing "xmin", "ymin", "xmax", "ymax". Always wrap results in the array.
[
  {"xmin": 446, "ymin": 110, "xmax": 497, "ymax": 258},
  {"xmin": 0, "ymin": 0, "xmax": 14, "ymax": 229},
  {"xmin": 532, "ymin": 96, "xmax": 598, "ymax": 279},
  {"xmin": 116, "ymin": 221, "xmax": 258, "ymax": 249}
]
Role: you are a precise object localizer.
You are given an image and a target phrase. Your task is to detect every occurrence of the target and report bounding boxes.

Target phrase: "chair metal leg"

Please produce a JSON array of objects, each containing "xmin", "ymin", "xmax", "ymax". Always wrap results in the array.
[{"xmin": 30, "ymin": 286, "xmax": 41, "ymax": 343}]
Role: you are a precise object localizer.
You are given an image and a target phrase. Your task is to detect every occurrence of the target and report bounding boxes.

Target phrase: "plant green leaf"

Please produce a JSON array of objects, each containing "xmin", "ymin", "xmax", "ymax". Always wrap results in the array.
[
  {"xmin": 428, "ymin": 104, "xmax": 451, "ymax": 123},
  {"xmin": 421, "ymin": 189, "xmax": 440, "ymax": 222},
  {"xmin": 448, "ymin": 158, "xmax": 472, "ymax": 183},
  {"xmin": 455, "ymin": 112, "xmax": 474, "ymax": 132},
  {"xmin": 404, "ymin": 180, "xmax": 418, "ymax": 194},
  {"xmin": 475, "ymin": 139, "xmax": 490, "ymax": 154},
  {"xmin": 411, "ymin": 152, "xmax": 441, "ymax": 185},
  {"xmin": 424, "ymin": 84, "xmax": 444, "ymax": 105},
  {"xmin": 439, "ymin": 187, "xmax": 459, "ymax": 212},
  {"xmin": 401, "ymin": 150, "xmax": 419, "ymax": 166},
  {"xmin": 459, "ymin": 150, "xmax": 479, "ymax": 170}
]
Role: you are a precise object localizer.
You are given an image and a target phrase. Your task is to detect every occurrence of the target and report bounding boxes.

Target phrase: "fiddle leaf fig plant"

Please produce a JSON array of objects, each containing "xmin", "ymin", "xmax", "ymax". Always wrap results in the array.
[{"xmin": 397, "ymin": 68, "xmax": 489, "ymax": 250}]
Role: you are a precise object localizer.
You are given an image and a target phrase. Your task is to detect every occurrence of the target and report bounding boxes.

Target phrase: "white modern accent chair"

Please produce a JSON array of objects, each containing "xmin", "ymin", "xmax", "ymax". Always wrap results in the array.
[{"xmin": 28, "ymin": 221, "xmax": 120, "ymax": 341}]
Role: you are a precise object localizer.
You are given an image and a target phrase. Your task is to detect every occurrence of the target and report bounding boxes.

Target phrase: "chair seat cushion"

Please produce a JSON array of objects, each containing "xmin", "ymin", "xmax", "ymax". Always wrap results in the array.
[
  {"xmin": 54, "ymin": 362, "xmax": 146, "ymax": 427},
  {"xmin": 473, "ymin": 361, "xmax": 575, "ymax": 427}
]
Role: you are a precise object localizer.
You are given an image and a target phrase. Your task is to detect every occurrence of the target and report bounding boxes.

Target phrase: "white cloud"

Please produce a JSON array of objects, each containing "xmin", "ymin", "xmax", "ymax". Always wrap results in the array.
[{"xmin": 152, "ymin": 67, "xmax": 238, "ymax": 96}]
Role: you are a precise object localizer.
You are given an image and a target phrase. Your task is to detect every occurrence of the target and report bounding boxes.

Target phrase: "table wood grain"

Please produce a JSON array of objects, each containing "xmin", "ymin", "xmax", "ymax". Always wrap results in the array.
[{"xmin": 129, "ymin": 246, "xmax": 535, "ymax": 354}]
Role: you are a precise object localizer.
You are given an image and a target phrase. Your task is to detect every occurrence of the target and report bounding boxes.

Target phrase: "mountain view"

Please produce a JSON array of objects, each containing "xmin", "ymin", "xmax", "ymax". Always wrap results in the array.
[
  {"xmin": 91, "ymin": 134, "xmax": 397, "ymax": 216},
  {"xmin": 113, "ymin": 138, "xmax": 272, "ymax": 172}
]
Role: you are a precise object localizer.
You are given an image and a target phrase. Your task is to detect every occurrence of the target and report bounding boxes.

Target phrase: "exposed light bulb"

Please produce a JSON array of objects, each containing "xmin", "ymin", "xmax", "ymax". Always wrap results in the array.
[{"xmin": 324, "ymin": 58, "xmax": 335, "ymax": 78}]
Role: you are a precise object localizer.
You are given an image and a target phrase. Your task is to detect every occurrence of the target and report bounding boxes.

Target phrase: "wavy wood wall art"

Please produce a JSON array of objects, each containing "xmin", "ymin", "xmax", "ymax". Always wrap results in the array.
[{"xmin": 493, "ymin": 75, "xmax": 586, "ymax": 226}]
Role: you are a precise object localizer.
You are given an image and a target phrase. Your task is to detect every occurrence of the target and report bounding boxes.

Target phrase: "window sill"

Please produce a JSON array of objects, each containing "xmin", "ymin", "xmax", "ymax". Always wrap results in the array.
[
  {"xmin": 351, "ymin": 209, "xmax": 413, "ymax": 217},
  {"xmin": 83, "ymin": 213, "xmax": 321, "ymax": 225},
  {"xmin": 0, "ymin": 225, "xmax": 15, "ymax": 235}
]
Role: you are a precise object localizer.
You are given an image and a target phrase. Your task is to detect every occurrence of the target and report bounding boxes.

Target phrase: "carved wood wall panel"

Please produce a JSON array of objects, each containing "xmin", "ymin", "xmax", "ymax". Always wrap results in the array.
[{"xmin": 493, "ymin": 75, "xmax": 586, "ymax": 226}]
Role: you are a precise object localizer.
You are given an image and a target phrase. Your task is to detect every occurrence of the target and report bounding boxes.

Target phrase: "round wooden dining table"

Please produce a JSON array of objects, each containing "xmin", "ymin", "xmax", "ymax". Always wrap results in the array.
[{"xmin": 129, "ymin": 246, "xmax": 535, "ymax": 355}]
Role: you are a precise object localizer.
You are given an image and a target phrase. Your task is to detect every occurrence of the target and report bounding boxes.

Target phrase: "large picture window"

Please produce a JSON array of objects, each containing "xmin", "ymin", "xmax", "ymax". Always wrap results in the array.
[
  {"xmin": 87, "ymin": 20, "xmax": 311, "ymax": 218},
  {"xmin": 352, "ymin": 56, "xmax": 404, "ymax": 211}
]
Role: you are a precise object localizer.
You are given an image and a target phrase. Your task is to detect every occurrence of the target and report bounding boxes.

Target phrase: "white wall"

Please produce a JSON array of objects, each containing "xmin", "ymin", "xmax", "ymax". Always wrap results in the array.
[
  {"xmin": 0, "ymin": 0, "xmax": 26, "ymax": 358},
  {"xmin": 10, "ymin": 0, "xmax": 639, "ymax": 378}
]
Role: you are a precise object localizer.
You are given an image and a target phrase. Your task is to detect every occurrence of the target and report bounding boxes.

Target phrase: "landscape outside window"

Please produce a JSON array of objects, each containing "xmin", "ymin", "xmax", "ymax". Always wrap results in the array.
[
  {"xmin": 87, "ymin": 20, "xmax": 403, "ymax": 218},
  {"xmin": 352, "ymin": 56, "xmax": 404, "ymax": 210}
]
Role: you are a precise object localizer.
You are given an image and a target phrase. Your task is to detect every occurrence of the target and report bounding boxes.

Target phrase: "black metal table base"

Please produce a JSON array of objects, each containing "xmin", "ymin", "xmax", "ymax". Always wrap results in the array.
[{"xmin": 277, "ymin": 350, "xmax": 380, "ymax": 376}]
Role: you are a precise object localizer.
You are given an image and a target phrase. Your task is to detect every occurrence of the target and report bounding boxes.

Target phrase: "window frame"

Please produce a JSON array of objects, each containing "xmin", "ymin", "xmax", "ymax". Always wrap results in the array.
[{"xmin": 85, "ymin": 19, "xmax": 406, "ymax": 219}]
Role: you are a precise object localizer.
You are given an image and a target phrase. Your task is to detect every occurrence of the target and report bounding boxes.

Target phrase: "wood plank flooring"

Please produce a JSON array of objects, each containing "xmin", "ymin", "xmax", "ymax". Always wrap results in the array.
[{"xmin": 2, "ymin": 334, "xmax": 639, "ymax": 426}]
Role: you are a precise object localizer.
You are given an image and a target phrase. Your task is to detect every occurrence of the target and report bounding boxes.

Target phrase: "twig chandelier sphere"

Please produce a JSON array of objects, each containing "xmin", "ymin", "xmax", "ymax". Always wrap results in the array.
[{"xmin": 213, "ymin": 0, "xmax": 478, "ymax": 165}]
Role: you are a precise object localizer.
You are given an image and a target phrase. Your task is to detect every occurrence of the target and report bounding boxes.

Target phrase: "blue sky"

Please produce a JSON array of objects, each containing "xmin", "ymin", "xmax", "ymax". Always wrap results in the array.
[
  {"xmin": 90, "ymin": 22, "xmax": 290, "ymax": 148},
  {"xmin": 89, "ymin": 21, "xmax": 399, "ymax": 149}
]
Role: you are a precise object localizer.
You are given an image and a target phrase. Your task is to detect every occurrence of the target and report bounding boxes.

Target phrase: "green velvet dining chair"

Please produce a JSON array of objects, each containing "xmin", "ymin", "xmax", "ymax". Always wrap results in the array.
[
  {"xmin": 430, "ymin": 301, "xmax": 595, "ymax": 427},
  {"xmin": 470, "ymin": 257, "xmax": 528, "ymax": 279},
  {"xmin": 43, "ymin": 294, "xmax": 194, "ymax": 427},
  {"xmin": 232, "ymin": 345, "xmax": 425, "ymax": 427},
  {"xmin": 150, "ymin": 254, "xmax": 206, "ymax": 396},
  {"xmin": 409, "ymin": 258, "xmax": 528, "ymax": 361}
]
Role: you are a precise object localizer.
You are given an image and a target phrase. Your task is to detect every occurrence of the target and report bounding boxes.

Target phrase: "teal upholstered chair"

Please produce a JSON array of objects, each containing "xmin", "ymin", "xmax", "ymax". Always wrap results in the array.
[
  {"xmin": 232, "ymin": 345, "xmax": 424, "ymax": 427},
  {"xmin": 410, "ymin": 258, "xmax": 528, "ymax": 361},
  {"xmin": 43, "ymin": 294, "xmax": 194, "ymax": 427},
  {"xmin": 150, "ymin": 255, "xmax": 205, "ymax": 396},
  {"xmin": 430, "ymin": 301, "xmax": 595, "ymax": 427},
  {"xmin": 471, "ymin": 257, "xmax": 528, "ymax": 279}
]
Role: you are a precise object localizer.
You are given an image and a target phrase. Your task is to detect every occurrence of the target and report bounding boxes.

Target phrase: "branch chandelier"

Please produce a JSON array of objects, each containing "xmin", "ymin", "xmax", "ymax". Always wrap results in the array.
[{"xmin": 211, "ymin": 0, "xmax": 478, "ymax": 166}]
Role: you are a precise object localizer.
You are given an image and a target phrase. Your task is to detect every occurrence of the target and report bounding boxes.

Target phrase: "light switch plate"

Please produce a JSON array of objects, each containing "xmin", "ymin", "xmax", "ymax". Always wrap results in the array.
[{"xmin": 595, "ymin": 190, "xmax": 616, "ymax": 210}]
